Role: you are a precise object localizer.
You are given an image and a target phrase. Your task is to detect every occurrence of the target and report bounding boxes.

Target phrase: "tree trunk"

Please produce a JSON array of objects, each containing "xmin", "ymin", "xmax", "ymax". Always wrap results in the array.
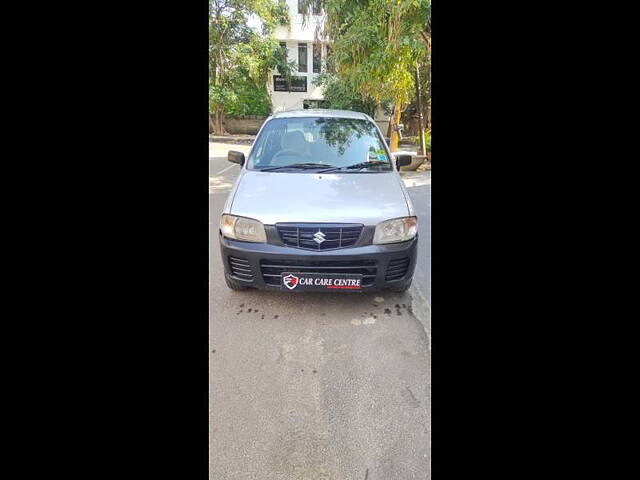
[
  {"xmin": 213, "ymin": 107, "xmax": 225, "ymax": 135},
  {"xmin": 209, "ymin": 115, "xmax": 215, "ymax": 134},
  {"xmin": 386, "ymin": 104, "xmax": 395, "ymax": 138},
  {"xmin": 426, "ymin": 66, "xmax": 431, "ymax": 129},
  {"xmin": 389, "ymin": 101, "xmax": 402, "ymax": 152},
  {"xmin": 415, "ymin": 63, "xmax": 426, "ymax": 156},
  {"xmin": 426, "ymin": 104, "xmax": 431, "ymax": 130}
]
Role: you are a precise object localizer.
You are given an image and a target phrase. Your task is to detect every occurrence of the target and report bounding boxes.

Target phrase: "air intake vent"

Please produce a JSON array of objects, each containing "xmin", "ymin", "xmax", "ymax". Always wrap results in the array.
[
  {"xmin": 385, "ymin": 258, "xmax": 410, "ymax": 281},
  {"xmin": 276, "ymin": 224, "xmax": 363, "ymax": 251},
  {"xmin": 228, "ymin": 256, "xmax": 254, "ymax": 280}
]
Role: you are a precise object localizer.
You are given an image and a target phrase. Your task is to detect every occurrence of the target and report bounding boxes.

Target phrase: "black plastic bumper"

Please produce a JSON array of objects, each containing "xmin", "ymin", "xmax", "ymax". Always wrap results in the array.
[{"xmin": 220, "ymin": 234, "xmax": 418, "ymax": 292}]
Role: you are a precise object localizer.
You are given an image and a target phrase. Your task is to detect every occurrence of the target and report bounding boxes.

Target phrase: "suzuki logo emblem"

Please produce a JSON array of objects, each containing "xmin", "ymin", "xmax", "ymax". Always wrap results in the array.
[{"xmin": 313, "ymin": 230, "xmax": 326, "ymax": 244}]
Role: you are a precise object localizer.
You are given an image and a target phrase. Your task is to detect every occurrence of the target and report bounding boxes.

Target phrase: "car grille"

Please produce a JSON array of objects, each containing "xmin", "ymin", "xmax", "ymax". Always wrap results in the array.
[
  {"xmin": 276, "ymin": 224, "xmax": 363, "ymax": 251},
  {"xmin": 385, "ymin": 258, "xmax": 410, "ymax": 281},
  {"xmin": 228, "ymin": 256, "xmax": 254, "ymax": 280},
  {"xmin": 260, "ymin": 259, "xmax": 377, "ymax": 287}
]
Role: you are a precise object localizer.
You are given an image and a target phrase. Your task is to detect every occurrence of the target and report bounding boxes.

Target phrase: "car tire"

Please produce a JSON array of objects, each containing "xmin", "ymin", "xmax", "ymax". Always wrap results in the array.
[
  {"xmin": 388, "ymin": 279, "xmax": 412, "ymax": 293},
  {"xmin": 225, "ymin": 274, "xmax": 249, "ymax": 291}
]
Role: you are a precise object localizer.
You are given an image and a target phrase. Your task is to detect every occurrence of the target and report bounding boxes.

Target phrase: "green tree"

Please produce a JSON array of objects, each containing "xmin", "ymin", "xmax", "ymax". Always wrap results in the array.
[
  {"xmin": 301, "ymin": 0, "xmax": 431, "ymax": 151},
  {"xmin": 209, "ymin": 0, "xmax": 294, "ymax": 133}
]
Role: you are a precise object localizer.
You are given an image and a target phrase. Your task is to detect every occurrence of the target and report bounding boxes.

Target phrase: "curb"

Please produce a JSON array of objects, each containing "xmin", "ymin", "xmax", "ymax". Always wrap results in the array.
[
  {"xmin": 209, "ymin": 135, "xmax": 255, "ymax": 145},
  {"xmin": 409, "ymin": 282, "xmax": 431, "ymax": 351}
]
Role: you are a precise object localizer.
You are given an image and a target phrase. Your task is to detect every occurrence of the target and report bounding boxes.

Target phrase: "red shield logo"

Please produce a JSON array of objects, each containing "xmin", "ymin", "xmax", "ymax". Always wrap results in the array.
[{"xmin": 282, "ymin": 274, "xmax": 299, "ymax": 290}]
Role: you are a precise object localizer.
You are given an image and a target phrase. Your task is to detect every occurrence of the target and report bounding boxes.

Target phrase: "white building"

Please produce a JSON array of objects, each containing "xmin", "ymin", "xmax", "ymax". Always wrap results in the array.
[{"xmin": 270, "ymin": 0, "xmax": 328, "ymax": 112}]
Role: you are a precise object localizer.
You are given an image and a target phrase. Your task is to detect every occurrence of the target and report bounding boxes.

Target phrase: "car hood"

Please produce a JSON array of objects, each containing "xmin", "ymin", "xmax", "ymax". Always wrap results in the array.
[{"xmin": 227, "ymin": 170, "xmax": 411, "ymax": 225}]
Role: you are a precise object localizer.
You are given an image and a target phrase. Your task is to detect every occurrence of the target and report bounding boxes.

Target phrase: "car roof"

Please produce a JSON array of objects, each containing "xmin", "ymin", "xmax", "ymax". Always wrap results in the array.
[{"xmin": 270, "ymin": 109, "xmax": 370, "ymax": 120}]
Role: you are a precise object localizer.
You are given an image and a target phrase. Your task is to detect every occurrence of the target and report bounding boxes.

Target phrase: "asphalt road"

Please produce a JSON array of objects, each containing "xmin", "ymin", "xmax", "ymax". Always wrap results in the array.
[
  {"xmin": 209, "ymin": 143, "xmax": 431, "ymax": 479},
  {"xmin": 401, "ymin": 171, "xmax": 431, "ymax": 339}
]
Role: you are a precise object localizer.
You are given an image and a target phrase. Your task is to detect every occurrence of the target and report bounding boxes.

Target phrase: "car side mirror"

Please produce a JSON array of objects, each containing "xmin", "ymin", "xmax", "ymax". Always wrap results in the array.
[
  {"xmin": 395, "ymin": 154, "xmax": 412, "ymax": 169},
  {"xmin": 228, "ymin": 150, "xmax": 245, "ymax": 165}
]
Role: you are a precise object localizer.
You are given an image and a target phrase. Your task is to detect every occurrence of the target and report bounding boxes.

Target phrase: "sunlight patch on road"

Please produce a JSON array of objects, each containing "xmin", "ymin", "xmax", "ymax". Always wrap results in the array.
[
  {"xmin": 210, "ymin": 175, "xmax": 233, "ymax": 194},
  {"xmin": 351, "ymin": 317, "xmax": 376, "ymax": 326},
  {"xmin": 401, "ymin": 173, "xmax": 431, "ymax": 188},
  {"xmin": 215, "ymin": 163, "xmax": 238, "ymax": 176}
]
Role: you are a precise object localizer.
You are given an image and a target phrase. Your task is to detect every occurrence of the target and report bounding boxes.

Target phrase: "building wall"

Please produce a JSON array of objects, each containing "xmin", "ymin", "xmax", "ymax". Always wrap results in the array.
[
  {"xmin": 270, "ymin": 0, "xmax": 326, "ymax": 112},
  {"xmin": 274, "ymin": 0, "xmax": 323, "ymax": 42}
]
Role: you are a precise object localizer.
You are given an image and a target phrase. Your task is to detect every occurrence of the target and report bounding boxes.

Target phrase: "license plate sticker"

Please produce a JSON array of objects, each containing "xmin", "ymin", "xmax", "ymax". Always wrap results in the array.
[{"xmin": 281, "ymin": 272, "xmax": 363, "ymax": 291}]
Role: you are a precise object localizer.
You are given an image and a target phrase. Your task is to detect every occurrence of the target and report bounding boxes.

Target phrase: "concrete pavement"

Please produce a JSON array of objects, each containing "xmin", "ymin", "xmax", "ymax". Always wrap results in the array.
[{"xmin": 209, "ymin": 142, "xmax": 431, "ymax": 479}]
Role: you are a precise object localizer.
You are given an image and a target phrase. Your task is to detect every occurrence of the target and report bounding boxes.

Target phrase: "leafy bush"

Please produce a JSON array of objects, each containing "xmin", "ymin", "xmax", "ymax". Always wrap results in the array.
[
  {"xmin": 312, "ymin": 72, "xmax": 378, "ymax": 117},
  {"xmin": 209, "ymin": 84, "xmax": 236, "ymax": 114},
  {"xmin": 209, "ymin": 36, "xmax": 293, "ymax": 117},
  {"xmin": 224, "ymin": 82, "xmax": 272, "ymax": 116}
]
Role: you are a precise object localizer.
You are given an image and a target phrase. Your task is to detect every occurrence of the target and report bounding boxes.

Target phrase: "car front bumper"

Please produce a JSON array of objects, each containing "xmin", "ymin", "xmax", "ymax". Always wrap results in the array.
[{"xmin": 219, "ymin": 234, "xmax": 418, "ymax": 292}]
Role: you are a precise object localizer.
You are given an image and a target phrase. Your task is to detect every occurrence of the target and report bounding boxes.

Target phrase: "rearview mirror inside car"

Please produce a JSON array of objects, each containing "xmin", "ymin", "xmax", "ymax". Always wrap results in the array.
[
  {"xmin": 395, "ymin": 155, "xmax": 412, "ymax": 169},
  {"xmin": 228, "ymin": 151, "xmax": 245, "ymax": 165}
]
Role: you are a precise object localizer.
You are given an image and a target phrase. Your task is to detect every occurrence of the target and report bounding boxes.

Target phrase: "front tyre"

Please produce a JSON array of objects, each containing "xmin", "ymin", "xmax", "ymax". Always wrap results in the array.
[
  {"xmin": 224, "ymin": 274, "xmax": 249, "ymax": 291},
  {"xmin": 388, "ymin": 278, "xmax": 412, "ymax": 293}
]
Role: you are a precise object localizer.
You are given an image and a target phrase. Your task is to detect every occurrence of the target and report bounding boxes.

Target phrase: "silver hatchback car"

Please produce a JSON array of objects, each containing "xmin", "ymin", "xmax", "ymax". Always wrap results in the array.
[{"xmin": 220, "ymin": 109, "xmax": 417, "ymax": 293}]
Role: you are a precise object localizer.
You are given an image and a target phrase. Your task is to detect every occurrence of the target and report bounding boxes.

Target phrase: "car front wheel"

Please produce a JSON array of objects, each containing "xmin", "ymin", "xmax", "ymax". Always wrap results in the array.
[
  {"xmin": 224, "ymin": 274, "xmax": 249, "ymax": 291},
  {"xmin": 387, "ymin": 278, "xmax": 412, "ymax": 293}
]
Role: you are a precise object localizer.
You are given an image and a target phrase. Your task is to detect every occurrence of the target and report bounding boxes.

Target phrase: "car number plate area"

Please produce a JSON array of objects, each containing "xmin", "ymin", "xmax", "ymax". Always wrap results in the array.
[{"xmin": 280, "ymin": 272, "xmax": 363, "ymax": 291}]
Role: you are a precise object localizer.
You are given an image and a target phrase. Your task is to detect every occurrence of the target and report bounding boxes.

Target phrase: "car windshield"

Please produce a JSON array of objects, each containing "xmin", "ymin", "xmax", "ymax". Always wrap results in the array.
[{"xmin": 246, "ymin": 116, "xmax": 392, "ymax": 172}]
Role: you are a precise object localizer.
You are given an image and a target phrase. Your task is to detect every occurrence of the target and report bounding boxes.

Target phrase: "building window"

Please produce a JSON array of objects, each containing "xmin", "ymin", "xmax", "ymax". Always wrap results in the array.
[
  {"xmin": 298, "ymin": 0, "xmax": 303, "ymax": 14},
  {"xmin": 274, "ymin": 75, "xmax": 307, "ymax": 92},
  {"xmin": 298, "ymin": 43, "xmax": 307, "ymax": 73},
  {"xmin": 313, "ymin": 44, "xmax": 321, "ymax": 73},
  {"xmin": 279, "ymin": 42, "xmax": 287, "ymax": 58}
]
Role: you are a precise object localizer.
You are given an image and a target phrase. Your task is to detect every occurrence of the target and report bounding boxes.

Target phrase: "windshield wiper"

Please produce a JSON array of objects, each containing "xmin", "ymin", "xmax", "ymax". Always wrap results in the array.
[
  {"xmin": 319, "ymin": 160, "xmax": 391, "ymax": 173},
  {"xmin": 258, "ymin": 163, "xmax": 335, "ymax": 172}
]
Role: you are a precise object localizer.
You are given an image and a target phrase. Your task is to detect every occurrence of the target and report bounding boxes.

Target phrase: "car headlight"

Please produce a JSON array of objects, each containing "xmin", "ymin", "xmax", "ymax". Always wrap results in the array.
[
  {"xmin": 373, "ymin": 216, "xmax": 417, "ymax": 244},
  {"xmin": 220, "ymin": 214, "xmax": 267, "ymax": 243}
]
